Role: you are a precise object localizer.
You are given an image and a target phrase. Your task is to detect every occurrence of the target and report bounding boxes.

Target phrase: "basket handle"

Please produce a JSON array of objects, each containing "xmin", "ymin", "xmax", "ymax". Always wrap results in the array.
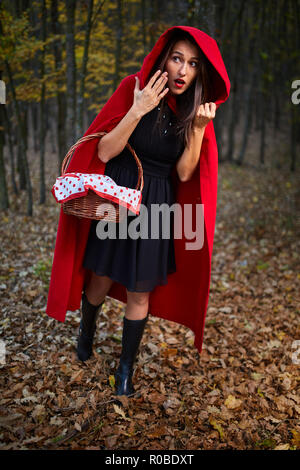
[{"xmin": 60, "ymin": 132, "xmax": 144, "ymax": 193}]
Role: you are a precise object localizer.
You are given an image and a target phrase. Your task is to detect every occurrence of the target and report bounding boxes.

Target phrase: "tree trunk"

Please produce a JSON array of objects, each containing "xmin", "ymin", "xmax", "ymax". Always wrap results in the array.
[
  {"xmin": 235, "ymin": 2, "xmax": 261, "ymax": 166},
  {"xmin": 196, "ymin": 0, "xmax": 216, "ymax": 36},
  {"xmin": 141, "ymin": 0, "xmax": 147, "ymax": 55},
  {"xmin": 76, "ymin": 0, "xmax": 94, "ymax": 139},
  {"xmin": 290, "ymin": 105, "xmax": 297, "ymax": 172},
  {"xmin": 149, "ymin": 0, "xmax": 159, "ymax": 49},
  {"xmin": 187, "ymin": 0, "xmax": 196, "ymax": 26},
  {"xmin": 290, "ymin": 0, "xmax": 299, "ymax": 171},
  {"xmin": 17, "ymin": 126, "xmax": 26, "ymax": 190},
  {"xmin": 113, "ymin": 0, "xmax": 123, "ymax": 91},
  {"xmin": 258, "ymin": 2, "xmax": 267, "ymax": 166},
  {"xmin": 39, "ymin": 0, "xmax": 47, "ymax": 204},
  {"xmin": 65, "ymin": 0, "xmax": 77, "ymax": 151},
  {"xmin": 259, "ymin": 89, "xmax": 266, "ymax": 165},
  {"xmin": 31, "ymin": 103, "xmax": 39, "ymax": 153},
  {"xmin": 5, "ymin": 60, "xmax": 33, "ymax": 215},
  {"xmin": 0, "ymin": 72, "xmax": 9, "ymax": 210},
  {"xmin": 47, "ymin": 102, "xmax": 57, "ymax": 154},
  {"xmin": 3, "ymin": 105, "xmax": 18, "ymax": 195},
  {"xmin": 225, "ymin": 0, "xmax": 245, "ymax": 162},
  {"xmin": 51, "ymin": 0, "xmax": 67, "ymax": 171},
  {"xmin": 214, "ymin": 0, "xmax": 232, "ymax": 161}
]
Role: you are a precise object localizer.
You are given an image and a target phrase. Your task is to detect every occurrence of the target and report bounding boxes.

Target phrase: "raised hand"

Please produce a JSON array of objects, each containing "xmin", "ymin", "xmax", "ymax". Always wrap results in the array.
[
  {"xmin": 133, "ymin": 70, "xmax": 169, "ymax": 118},
  {"xmin": 193, "ymin": 102, "xmax": 216, "ymax": 130}
]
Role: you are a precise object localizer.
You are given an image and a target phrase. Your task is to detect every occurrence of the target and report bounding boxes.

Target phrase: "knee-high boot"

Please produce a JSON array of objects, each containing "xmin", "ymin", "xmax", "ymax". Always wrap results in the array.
[
  {"xmin": 114, "ymin": 314, "xmax": 149, "ymax": 396},
  {"xmin": 77, "ymin": 291, "xmax": 105, "ymax": 362}
]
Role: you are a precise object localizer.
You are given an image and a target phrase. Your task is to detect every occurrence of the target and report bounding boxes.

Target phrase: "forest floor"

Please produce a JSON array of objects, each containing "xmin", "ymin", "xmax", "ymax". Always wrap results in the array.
[{"xmin": 0, "ymin": 142, "xmax": 299, "ymax": 450}]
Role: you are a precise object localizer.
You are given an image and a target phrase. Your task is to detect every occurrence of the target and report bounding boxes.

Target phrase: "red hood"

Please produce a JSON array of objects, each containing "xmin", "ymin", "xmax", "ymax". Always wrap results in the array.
[
  {"xmin": 137, "ymin": 26, "xmax": 230, "ymax": 111},
  {"xmin": 46, "ymin": 26, "xmax": 231, "ymax": 355}
]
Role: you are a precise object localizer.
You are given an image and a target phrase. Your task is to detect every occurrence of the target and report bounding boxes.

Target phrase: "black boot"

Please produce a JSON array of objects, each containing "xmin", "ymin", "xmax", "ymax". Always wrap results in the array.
[
  {"xmin": 114, "ymin": 314, "xmax": 148, "ymax": 396},
  {"xmin": 77, "ymin": 291, "xmax": 105, "ymax": 362}
]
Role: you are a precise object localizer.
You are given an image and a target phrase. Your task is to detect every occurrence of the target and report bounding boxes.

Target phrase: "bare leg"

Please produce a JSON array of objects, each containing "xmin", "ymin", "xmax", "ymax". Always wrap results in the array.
[
  {"xmin": 85, "ymin": 272, "xmax": 114, "ymax": 305},
  {"xmin": 125, "ymin": 290, "xmax": 150, "ymax": 320}
]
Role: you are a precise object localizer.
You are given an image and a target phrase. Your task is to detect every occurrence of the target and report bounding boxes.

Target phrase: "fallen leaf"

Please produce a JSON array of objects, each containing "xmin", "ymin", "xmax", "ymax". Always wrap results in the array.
[
  {"xmin": 209, "ymin": 416, "xmax": 225, "ymax": 440},
  {"xmin": 112, "ymin": 404, "xmax": 131, "ymax": 421},
  {"xmin": 224, "ymin": 395, "xmax": 242, "ymax": 409},
  {"xmin": 74, "ymin": 422, "xmax": 81, "ymax": 431},
  {"xmin": 109, "ymin": 375, "xmax": 115, "ymax": 388},
  {"xmin": 115, "ymin": 395, "xmax": 129, "ymax": 408},
  {"xmin": 70, "ymin": 369, "xmax": 84, "ymax": 383},
  {"xmin": 274, "ymin": 443, "xmax": 290, "ymax": 450},
  {"xmin": 162, "ymin": 348, "xmax": 178, "ymax": 358},
  {"xmin": 31, "ymin": 405, "xmax": 47, "ymax": 423},
  {"xmin": 291, "ymin": 430, "xmax": 300, "ymax": 448},
  {"xmin": 148, "ymin": 426, "xmax": 167, "ymax": 438}
]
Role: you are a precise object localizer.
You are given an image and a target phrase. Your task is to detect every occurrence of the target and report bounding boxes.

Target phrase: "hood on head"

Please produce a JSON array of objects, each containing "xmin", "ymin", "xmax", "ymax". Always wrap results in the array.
[{"xmin": 137, "ymin": 25, "xmax": 230, "ymax": 108}]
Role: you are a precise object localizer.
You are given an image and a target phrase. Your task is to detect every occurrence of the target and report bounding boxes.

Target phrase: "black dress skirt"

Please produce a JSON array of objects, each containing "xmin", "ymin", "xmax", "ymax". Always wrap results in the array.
[{"xmin": 82, "ymin": 102, "xmax": 185, "ymax": 292}]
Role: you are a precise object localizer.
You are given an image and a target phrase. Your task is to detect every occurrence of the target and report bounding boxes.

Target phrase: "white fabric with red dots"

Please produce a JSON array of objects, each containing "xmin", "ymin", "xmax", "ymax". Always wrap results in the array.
[{"xmin": 51, "ymin": 172, "xmax": 142, "ymax": 215}]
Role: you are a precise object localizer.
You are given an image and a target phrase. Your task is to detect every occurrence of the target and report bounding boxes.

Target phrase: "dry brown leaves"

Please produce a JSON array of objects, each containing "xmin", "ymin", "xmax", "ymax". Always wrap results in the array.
[{"xmin": 0, "ymin": 151, "xmax": 299, "ymax": 450}]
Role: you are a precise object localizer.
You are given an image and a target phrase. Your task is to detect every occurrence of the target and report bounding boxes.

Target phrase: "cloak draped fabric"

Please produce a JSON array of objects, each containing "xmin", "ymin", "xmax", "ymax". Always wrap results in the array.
[{"xmin": 45, "ymin": 25, "xmax": 230, "ymax": 354}]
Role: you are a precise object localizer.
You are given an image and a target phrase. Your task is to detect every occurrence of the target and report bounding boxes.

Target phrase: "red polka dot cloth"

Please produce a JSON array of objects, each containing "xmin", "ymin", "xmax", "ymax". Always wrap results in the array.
[{"xmin": 51, "ymin": 172, "xmax": 142, "ymax": 215}]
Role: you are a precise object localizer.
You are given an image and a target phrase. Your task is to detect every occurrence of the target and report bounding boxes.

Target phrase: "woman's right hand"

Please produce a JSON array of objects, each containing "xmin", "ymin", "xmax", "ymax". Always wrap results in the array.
[{"xmin": 132, "ymin": 70, "xmax": 169, "ymax": 118}]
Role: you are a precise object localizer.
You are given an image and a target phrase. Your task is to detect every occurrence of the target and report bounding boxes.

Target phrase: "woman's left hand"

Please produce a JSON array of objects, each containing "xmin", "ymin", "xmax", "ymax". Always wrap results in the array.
[{"xmin": 192, "ymin": 102, "xmax": 216, "ymax": 130}]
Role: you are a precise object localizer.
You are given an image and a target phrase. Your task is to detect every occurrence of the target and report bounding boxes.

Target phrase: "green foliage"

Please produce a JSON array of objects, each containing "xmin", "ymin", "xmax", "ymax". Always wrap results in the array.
[
  {"xmin": 259, "ymin": 51, "xmax": 268, "ymax": 60},
  {"xmin": 32, "ymin": 259, "xmax": 52, "ymax": 286},
  {"xmin": 0, "ymin": 9, "xmax": 43, "ymax": 63},
  {"xmin": 255, "ymin": 437, "xmax": 277, "ymax": 449},
  {"xmin": 256, "ymin": 261, "xmax": 269, "ymax": 271},
  {"xmin": 0, "ymin": 0, "xmax": 168, "ymax": 110}
]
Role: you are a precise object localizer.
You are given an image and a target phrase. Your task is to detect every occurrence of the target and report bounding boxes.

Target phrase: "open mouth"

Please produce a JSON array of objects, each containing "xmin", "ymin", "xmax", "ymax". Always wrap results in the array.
[{"xmin": 174, "ymin": 79, "xmax": 185, "ymax": 88}]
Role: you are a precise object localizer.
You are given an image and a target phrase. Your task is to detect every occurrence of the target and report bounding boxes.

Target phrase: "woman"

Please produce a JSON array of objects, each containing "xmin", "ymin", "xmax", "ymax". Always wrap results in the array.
[{"xmin": 46, "ymin": 26, "xmax": 230, "ymax": 397}]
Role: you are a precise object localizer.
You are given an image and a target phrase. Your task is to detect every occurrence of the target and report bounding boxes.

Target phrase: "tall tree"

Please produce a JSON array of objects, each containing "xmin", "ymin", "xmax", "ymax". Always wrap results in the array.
[
  {"xmin": 236, "ymin": 1, "xmax": 262, "ymax": 166},
  {"xmin": 289, "ymin": 0, "xmax": 299, "ymax": 171},
  {"xmin": 224, "ymin": 0, "xmax": 246, "ymax": 162},
  {"xmin": 65, "ymin": 0, "xmax": 77, "ymax": 150},
  {"xmin": 0, "ymin": 71, "xmax": 9, "ymax": 210},
  {"xmin": 39, "ymin": 0, "xmax": 47, "ymax": 204},
  {"xmin": 76, "ymin": 0, "xmax": 94, "ymax": 139},
  {"xmin": 141, "ymin": 0, "xmax": 147, "ymax": 55},
  {"xmin": 113, "ymin": 0, "xmax": 124, "ymax": 92},
  {"xmin": 5, "ymin": 60, "xmax": 33, "ymax": 215},
  {"xmin": 51, "ymin": 0, "xmax": 67, "ymax": 171},
  {"xmin": 3, "ymin": 104, "xmax": 18, "ymax": 195}
]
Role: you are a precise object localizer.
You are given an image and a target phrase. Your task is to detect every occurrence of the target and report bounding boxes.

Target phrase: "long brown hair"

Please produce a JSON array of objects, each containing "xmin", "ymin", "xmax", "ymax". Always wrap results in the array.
[{"xmin": 147, "ymin": 29, "xmax": 215, "ymax": 148}]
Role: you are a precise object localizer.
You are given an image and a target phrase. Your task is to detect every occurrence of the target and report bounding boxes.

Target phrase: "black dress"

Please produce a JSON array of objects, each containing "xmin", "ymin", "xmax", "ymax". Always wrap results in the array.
[{"xmin": 82, "ymin": 102, "xmax": 185, "ymax": 292}]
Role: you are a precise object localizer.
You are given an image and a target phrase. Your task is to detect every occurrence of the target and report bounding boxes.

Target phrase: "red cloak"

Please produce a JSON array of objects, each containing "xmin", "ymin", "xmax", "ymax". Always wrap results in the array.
[{"xmin": 46, "ymin": 25, "xmax": 230, "ymax": 354}]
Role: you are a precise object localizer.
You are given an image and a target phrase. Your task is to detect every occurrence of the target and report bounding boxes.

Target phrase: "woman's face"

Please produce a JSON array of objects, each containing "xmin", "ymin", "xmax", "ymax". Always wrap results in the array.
[{"xmin": 164, "ymin": 39, "xmax": 200, "ymax": 95}]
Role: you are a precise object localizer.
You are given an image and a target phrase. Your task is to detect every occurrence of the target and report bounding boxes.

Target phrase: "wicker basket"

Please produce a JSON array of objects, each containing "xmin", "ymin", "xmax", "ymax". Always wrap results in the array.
[{"xmin": 61, "ymin": 132, "xmax": 144, "ymax": 223}]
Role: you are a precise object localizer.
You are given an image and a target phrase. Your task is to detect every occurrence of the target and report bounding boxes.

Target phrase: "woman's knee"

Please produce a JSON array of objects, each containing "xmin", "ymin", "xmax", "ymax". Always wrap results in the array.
[
  {"xmin": 86, "ymin": 273, "xmax": 113, "ymax": 304},
  {"xmin": 126, "ymin": 290, "xmax": 150, "ymax": 307},
  {"xmin": 125, "ymin": 290, "xmax": 149, "ymax": 319}
]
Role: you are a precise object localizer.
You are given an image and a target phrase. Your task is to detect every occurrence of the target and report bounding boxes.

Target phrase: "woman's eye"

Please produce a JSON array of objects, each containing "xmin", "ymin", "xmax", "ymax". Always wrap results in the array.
[{"xmin": 173, "ymin": 56, "xmax": 198, "ymax": 67}]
